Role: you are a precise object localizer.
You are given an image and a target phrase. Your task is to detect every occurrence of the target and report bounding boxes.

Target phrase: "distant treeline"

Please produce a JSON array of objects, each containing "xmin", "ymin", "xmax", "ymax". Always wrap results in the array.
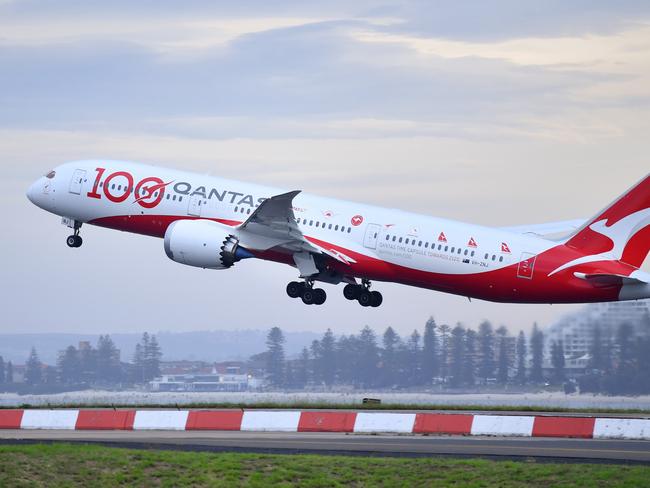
[
  {"xmin": 0, "ymin": 332, "xmax": 162, "ymax": 390},
  {"xmin": 262, "ymin": 317, "xmax": 650, "ymax": 395}
]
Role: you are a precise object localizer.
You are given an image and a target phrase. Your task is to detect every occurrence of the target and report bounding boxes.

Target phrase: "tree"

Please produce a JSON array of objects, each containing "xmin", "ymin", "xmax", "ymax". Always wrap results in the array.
[
  {"xmin": 5, "ymin": 362, "xmax": 13, "ymax": 384},
  {"xmin": 550, "ymin": 340, "xmax": 566, "ymax": 384},
  {"xmin": 437, "ymin": 324, "xmax": 451, "ymax": 380},
  {"xmin": 529, "ymin": 323, "xmax": 544, "ymax": 383},
  {"xmin": 97, "ymin": 335, "xmax": 121, "ymax": 383},
  {"xmin": 357, "ymin": 326, "xmax": 379, "ymax": 388},
  {"xmin": 296, "ymin": 347, "xmax": 310, "ymax": 388},
  {"xmin": 421, "ymin": 317, "xmax": 438, "ymax": 383},
  {"xmin": 462, "ymin": 329, "xmax": 477, "ymax": 387},
  {"xmin": 496, "ymin": 326, "xmax": 510, "ymax": 385},
  {"xmin": 381, "ymin": 327, "xmax": 400, "ymax": 387},
  {"xmin": 319, "ymin": 329, "xmax": 336, "ymax": 387},
  {"xmin": 588, "ymin": 325, "xmax": 604, "ymax": 372},
  {"xmin": 266, "ymin": 327, "xmax": 286, "ymax": 388},
  {"xmin": 58, "ymin": 346, "xmax": 80, "ymax": 384},
  {"xmin": 478, "ymin": 321, "xmax": 495, "ymax": 383},
  {"xmin": 132, "ymin": 343, "xmax": 145, "ymax": 384},
  {"xmin": 145, "ymin": 335, "xmax": 162, "ymax": 380},
  {"xmin": 0, "ymin": 356, "xmax": 4, "ymax": 385},
  {"xmin": 449, "ymin": 325, "xmax": 465, "ymax": 388},
  {"xmin": 406, "ymin": 329, "xmax": 422, "ymax": 386},
  {"xmin": 25, "ymin": 347, "xmax": 42, "ymax": 386},
  {"xmin": 515, "ymin": 331, "xmax": 527, "ymax": 385}
]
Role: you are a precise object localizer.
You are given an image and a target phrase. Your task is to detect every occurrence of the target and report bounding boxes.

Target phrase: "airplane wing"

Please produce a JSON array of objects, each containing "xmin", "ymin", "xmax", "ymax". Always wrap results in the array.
[
  {"xmin": 500, "ymin": 219, "xmax": 585, "ymax": 240},
  {"xmin": 236, "ymin": 190, "xmax": 355, "ymax": 266}
]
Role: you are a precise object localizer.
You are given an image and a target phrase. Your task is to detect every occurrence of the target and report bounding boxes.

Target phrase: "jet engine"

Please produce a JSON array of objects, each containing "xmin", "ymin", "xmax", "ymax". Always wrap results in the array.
[{"xmin": 163, "ymin": 219, "xmax": 253, "ymax": 269}]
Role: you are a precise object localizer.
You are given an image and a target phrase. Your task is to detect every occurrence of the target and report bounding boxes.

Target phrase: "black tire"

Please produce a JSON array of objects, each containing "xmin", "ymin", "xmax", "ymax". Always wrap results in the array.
[
  {"xmin": 370, "ymin": 291, "xmax": 383, "ymax": 307},
  {"xmin": 66, "ymin": 236, "xmax": 77, "ymax": 248},
  {"xmin": 286, "ymin": 281, "xmax": 303, "ymax": 298},
  {"xmin": 343, "ymin": 284, "xmax": 360, "ymax": 300},
  {"xmin": 313, "ymin": 288, "xmax": 327, "ymax": 305},
  {"xmin": 74, "ymin": 235, "xmax": 83, "ymax": 248},
  {"xmin": 301, "ymin": 289, "xmax": 315, "ymax": 305},
  {"xmin": 358, "ymin": 290, "xmax": 372, "ymax": 307}
]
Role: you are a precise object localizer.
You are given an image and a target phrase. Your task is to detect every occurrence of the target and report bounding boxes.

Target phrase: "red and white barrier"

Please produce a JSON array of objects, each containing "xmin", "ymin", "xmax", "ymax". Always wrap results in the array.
[{"xmin": 1, "ymin": 409, "xmax": 649, "ymax": 440}]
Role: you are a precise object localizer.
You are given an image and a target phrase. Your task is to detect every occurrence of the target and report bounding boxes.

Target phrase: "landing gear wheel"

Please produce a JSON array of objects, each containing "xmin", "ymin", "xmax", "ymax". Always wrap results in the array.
[
  {"xmin": 67, "ymin": 235, "xmax": 83, "ymax": 248},
  {"xmin": 286, "ymin": 281, "xmax": 305, "ymax": 298},
  {"xmin": 313, "ymin": 288, "xmax": 327, "ymax": 305},
  {"xmin": 301, "ymin": 288, "xmax": 316, "ymax": 305},
  {"xmin": 358, "ymin": 290, "xmax": 372, "ymax": 307},
  {"xmin": 343, "ymin": 284, "xmax": 361, "ymax": 300},
  {"xmin": 370, "ymin": 291, "xmax": 383, "ymax": 308}
]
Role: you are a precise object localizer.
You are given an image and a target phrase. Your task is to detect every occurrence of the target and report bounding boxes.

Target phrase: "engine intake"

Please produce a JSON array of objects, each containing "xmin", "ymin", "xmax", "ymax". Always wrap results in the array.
[{"xmin": 164, "ymin": 219, "xmax": 253, "ymax": 270}]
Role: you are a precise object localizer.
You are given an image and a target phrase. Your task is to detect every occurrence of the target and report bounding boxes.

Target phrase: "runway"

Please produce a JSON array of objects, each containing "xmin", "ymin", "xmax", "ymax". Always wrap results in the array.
[{"xmin": 1, "ymin": 430, "xmax": 649, "ymax": 463}]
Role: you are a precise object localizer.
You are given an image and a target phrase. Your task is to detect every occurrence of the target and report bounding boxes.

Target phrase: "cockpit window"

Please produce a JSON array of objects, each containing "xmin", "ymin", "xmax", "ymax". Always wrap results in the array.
[{"xmin": 45, "ymin": 170, "xmax": 56, "ymax": 179}]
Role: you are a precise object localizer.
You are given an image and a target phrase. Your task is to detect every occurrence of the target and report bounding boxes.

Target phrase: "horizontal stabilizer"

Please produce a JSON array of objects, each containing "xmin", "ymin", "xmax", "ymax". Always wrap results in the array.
[{"xmin": 574, "ymin": 272, "xmax": 649, "ymax": 287}]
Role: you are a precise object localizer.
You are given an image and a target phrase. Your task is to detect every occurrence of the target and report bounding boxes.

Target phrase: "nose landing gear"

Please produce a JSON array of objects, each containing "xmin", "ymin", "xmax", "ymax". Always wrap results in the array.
[
  {"xmin": 286, "ymin": 280, "xmax": 327, "ymax": 305},
  {"xmin": 66, "ymin": 222, "xmax": 83, "ymax": 248},
  {"xmin": 343, "ymin": 279, "xmax": 383, "ymax": 307}
]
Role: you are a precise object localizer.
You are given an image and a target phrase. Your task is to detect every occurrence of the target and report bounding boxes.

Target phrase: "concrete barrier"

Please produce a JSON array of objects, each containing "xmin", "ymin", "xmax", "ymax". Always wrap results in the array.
[
  {"xmin": 413, "ymin": 413, "xmax": 473, "ymax": 435},
  {"xmin": 471, "ymin": 415, "xmax": 535, "ymax": 437},
  {"xmin": 0, "ymin": 410, "xmax": 24, "ymax": 429},
  {"xmin": 532, "ymin": 416, "xmax": 595, "ymax": 438},
  {"xmin": 353, "ymin": 412, "xmax": 416, "ymax": 433},
  {"xmin": 593, "ymin": 418, "xmax": 650, "ymax": 440},
  {"xmin": 133, "ymin": 410, "xmax": 189, "ymax": 430},
  {"xmin": 298, "ymin": 411, "xmax": 357, "ymax": 432},
  {"xmin": 241, "ymin": 411, "xmax": 301, "ymax": 432},
  {"xmin": 186, "ymin": 410, "xmax": 244, "ymax": 431},
  {"xmin": 20, "ymin": 410, "xmax": 79, "ymax": 430},
  {"xmin": 75, "ymin": 410, "xmax": 136, "ymax": 430}
]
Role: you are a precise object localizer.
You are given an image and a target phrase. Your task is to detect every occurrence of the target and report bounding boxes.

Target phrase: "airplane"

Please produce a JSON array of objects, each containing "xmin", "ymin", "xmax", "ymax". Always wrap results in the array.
[{"xmin": 26, "ymin": 160, "xmax": 650, "ymax": 307}]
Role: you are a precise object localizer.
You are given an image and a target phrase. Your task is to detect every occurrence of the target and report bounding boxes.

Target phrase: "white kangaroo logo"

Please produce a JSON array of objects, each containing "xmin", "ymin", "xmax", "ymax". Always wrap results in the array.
[{"xmin": 548, "ymin": 207, "xmax": 650, "ymax": 276}]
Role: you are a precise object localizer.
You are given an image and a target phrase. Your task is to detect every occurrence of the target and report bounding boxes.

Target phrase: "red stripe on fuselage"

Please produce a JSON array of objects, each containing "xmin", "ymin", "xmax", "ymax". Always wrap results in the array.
[{"xmin": 89, "ymin": 214, "xmax": 626, "ymax": 304}]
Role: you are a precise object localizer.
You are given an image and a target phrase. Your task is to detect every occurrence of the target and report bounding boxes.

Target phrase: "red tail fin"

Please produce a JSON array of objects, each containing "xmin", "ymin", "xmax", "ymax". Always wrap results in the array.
[{"xmin": 566, "ymin": 173, "xmax": 650, "ymax": 268}]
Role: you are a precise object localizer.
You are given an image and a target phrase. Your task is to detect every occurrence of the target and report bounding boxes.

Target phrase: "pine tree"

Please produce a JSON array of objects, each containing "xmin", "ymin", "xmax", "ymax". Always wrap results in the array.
[
  {"xmin": 437, "ymin": 324, "xmax": 451, "ymax": 380},
  {"xmin": 132, "ymin": 343, "xmax": 145, "ymax": 384},
  {"xmin": 58, "ymin": 345, "xmax": 80, "ymax": 384},
  {"xmin": 462, "ymin": 329, "xmax": 477, "ymax": 386},
  {"xmin": 381, "ymin": 327, "xmax": 400, "ymax": 387},
  {"xmin": 496, "ymin": 326, "xmax": 510, "ymax": 385},
  {"xmin": 296, "ymin": 347, "xmax": 310, "ymax": 388},
  {"xmin": 449, "ymin": 325, "xmax": 465, "ymax": 388},
  {"xmin": 515, "ymin": 331, "xmax": 527, "ymax": 385},
  {"xmin": 0, "ymin": 356, "xmax": 4, "ymax": 385},
  {"xmin": 25, "ymin": 347, "xmax": 42, "ymax": 385},
  {"xmin": 550, "ymin": 340, "xmax": 566, "ymax": 384},
  {"xmin": 320, "ymin": 329, "xmax": 336, "ymax": 387},
  {"xmin": 97, "ymin": 335, "xmax": 121, "ymax": 383},
  {"xmin": 478, "ymin": 321, "xmax": 495, "ymax": 383},
  {"xmin": 5, "ymin": 362, "xmax": 13, "ymax": 384},
  {"xmin": 266, "ymin": 327, "xmax": 286, "ymax": 388},
  {"xmin": 422, "ymin": 317, "xmax": 438, "ymax": 383},
  {"xmin": 358, "ymin": 326, "xmax": 379, "ymax": 388},
  {"xmin": 407, "ymin": 329, "xmax": 422, "ymax": 386},
  {"xmin": 146, "ymin": 335, "xmax": 162, "ymax": 380},
  {"xmin": 529, "ymin": 323, "xmax": 544, "ymax": 383}
]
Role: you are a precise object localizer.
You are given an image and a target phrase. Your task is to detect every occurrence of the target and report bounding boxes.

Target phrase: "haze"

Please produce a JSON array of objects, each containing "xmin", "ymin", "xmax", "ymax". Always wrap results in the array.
[{"xmin": 2, "ymin": 1, "xmax": 649, "ymax": 336}]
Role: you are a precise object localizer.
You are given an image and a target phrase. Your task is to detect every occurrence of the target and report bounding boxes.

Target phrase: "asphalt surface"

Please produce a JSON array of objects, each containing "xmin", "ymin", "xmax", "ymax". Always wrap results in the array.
[{"xmin": 1, "ymin": 430, "xmax": 649, "ymax": 463}]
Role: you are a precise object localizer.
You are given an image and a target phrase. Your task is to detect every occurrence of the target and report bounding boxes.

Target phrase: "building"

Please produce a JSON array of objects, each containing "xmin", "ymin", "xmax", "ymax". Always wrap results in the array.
[
  {"xmin": 150, "ymin": 363, "xmax": 264, "ymax": 392},
  {"xmin": 544, "ymin": 300, "xmax": 650, "ymax": 372}
]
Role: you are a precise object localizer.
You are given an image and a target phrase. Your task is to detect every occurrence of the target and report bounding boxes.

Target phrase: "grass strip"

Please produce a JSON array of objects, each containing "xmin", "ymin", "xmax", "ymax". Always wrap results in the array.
[{"xmin": 0, "ymin": 443, "xmax": 647, "ymax": 487}]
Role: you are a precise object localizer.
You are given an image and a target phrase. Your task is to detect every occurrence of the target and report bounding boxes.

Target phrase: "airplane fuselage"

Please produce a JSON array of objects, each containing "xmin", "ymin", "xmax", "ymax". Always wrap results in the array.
[{"xmin": 27, "ymin": 160, "xmax": 650, "ymax": 306}]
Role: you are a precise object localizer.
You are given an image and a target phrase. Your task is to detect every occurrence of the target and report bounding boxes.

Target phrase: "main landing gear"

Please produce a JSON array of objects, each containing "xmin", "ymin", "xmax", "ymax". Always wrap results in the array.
[
  {"xmin": 286, "ymin": 280, "xmax": 327, "ymax": 306},
  {"xmin": 66, "ymin": 222, "xmax": 83, "ymax": 248},
  {"xmin": 343, "ymin": 279, "xmax": 383, "ymax": 307}
]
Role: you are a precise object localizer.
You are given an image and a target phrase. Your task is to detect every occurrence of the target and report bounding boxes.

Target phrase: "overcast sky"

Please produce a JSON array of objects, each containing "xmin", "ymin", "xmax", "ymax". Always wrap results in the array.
[{"xmin": 2, "ymin": 1, "xmax": 649, "ymax": 337}]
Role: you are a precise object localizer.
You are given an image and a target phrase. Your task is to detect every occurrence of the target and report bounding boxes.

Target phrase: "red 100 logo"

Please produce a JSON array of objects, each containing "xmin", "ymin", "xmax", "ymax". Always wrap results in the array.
[{"xmin": 87, "ymin": 167, "xmax": 171, "ymax": 209}]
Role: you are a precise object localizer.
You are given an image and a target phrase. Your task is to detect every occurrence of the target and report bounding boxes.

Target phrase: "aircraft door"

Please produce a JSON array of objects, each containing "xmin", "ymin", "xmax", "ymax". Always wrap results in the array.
[
  {"xmin": 517, "ymin": 253, "xmax": 537, "ymax": 279},
  {"xmin": 188, "ymin": 194, "xmax": 202, "ymax": 217},
  {"xmin": 69, "ymin": 169, "xmax": 86, "ymax": 195},
  {"xmin": 363, "ymin": 223, "xmax": 382, "ymax": 249}
]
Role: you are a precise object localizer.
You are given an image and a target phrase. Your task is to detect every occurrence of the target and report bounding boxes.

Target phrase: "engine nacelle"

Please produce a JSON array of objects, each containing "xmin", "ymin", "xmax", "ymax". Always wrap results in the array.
[{"xmin": 164, "ymin": 219, "xmax": 253, "ymax": 270}]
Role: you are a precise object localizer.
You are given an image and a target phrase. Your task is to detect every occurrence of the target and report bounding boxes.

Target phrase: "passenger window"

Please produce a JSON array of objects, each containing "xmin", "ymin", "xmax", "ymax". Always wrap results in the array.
[
  {"xmin": 309, "ymin": 220, "xmax": 313, "ymax": 226},
  {"xmin": 335, "ymin": 225, "xmax": 339, "ymax": 231},
  {"xmin": 329, "ymin": 224, "xmax": 333, "ymax": 230},
  {"xmin": 471, "ymin": 251, "xmax": 475, "ymax": 257},
  {"xmin": 484, "ymin": 253, "xmax": 488, "ymax": 259},
  {"xmin": 492, "ymin": 255, "xmax": 496, "ymax": 261},
  {"xmin": 418, "ymin": 241, "xmax": 422, "ymax": 247},
  {"xmin": 499, "ymin": 256, "xmax": 504, "ymax": 262},
  {"xmin": 234, "ymin": 206, "xmax": 239, "ymax": 212},
  {"xmin": 458, "ymin": 248, "xmax": 462, "ymax": 254},
  {"xmin": 464, "ymin": 249, "xmax": 468, "ymax": 256},
  {"xmin": 392, "ymin": 236, "xmax": 396, "ymax": 242},
  {"xmin": 451, "ymin": 247, "xmax": 455, "ymax": 253},
  {"xmin": 425, "ymin": 242, "xmax": 429, "ymax": 248},
  {"xmin": 179, "ymin": 197, "xmax": 183, "ymax": 202},
  {"xmin": 405, "ymin": 238, "xmax": 409, "ymax": 245},
  {"xmin": 347, "ymin": 227, "xmax": 351, "ymax": 233},
  {"xmin": 173, "ymin": 195, "xmax": 177, "ymax": 201},
  {"xmin": 438, "ymin": 244, "xmax": 442, "ymax": 251},
  {"xmin": 399, "ymin": 237, "xmax": 403, "ymax": 243}
]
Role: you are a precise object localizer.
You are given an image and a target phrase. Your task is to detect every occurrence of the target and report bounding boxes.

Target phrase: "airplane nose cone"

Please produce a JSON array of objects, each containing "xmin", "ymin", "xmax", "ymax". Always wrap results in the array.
[{"xmin": 26, "ymin": 181, "xmax": 38, "ymax": 204}]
